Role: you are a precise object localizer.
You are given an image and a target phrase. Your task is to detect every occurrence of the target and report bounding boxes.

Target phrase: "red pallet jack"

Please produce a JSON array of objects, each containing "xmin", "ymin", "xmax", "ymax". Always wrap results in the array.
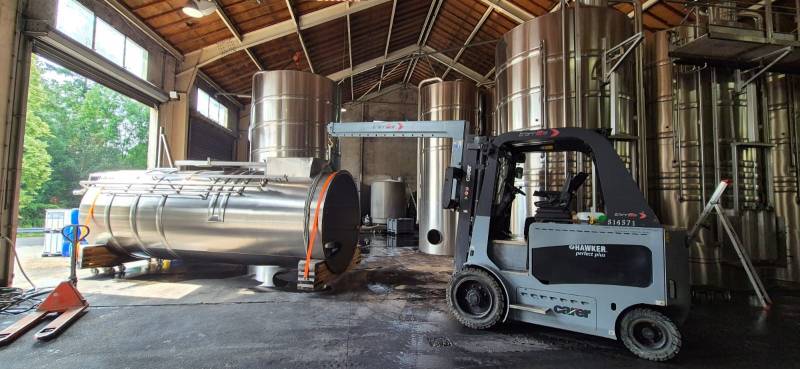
[{"xmin": 0, "ymin": 225, "xmax": 90, "ymax": 346}]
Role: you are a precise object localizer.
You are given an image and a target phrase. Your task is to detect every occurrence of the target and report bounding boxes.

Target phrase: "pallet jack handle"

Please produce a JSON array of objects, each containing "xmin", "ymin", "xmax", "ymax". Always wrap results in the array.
[{"xmin": 61, "ymin": 224, "xmax": 90, "ymax": 286}]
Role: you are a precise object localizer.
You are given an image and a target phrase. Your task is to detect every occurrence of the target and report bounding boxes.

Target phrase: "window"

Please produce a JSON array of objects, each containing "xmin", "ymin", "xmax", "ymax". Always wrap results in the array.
[
  {"xmin": 56, "ymin": 0, "xmax": 149, "ymax": 80},
  {"xmin": 94, "ymin": 19, "xmax": 125, "ymax": 66},
  {"xmin": 195, "ymin": 88, "xmax": 229, "ymax": 127},
  {"xmin": 56, "ymin": 0, "xmax": 93, "ymax": 48},
  {"xmin": 124, "ymin": 39, "xmax": 148, "ymax": 78}
]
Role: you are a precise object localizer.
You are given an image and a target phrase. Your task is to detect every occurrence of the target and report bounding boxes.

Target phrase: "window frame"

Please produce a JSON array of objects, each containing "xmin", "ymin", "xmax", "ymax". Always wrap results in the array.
[
  {"xmin": 56, "ymin": 0, "xmax": 149, "ymax": 80},
  {"xmin": 194, "ymin": 87, "xmax": 231, "ymax": 129}
]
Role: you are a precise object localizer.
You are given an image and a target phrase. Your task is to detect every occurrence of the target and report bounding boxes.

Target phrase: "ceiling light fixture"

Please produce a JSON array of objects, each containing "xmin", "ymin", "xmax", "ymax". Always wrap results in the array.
[{"xmin": 182, "ymin": 0, "xmax": 217, "ymax": 18}]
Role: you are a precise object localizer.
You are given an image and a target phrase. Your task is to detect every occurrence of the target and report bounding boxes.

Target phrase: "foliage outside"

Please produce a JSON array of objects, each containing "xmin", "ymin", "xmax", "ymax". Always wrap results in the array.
[{"xmin": 18, "ymin": 57, "xmax": 149, "ymax": 227}]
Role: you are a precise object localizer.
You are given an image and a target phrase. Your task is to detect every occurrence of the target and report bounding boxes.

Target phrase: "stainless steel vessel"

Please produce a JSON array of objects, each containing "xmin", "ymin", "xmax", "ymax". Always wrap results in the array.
[
  {"xmin": 648, "ymin": 22, "xmax": 784, "ymax": 287},
  {"xmin": 648, "ymin": 28, "xmax": 720, "ymax": 286},
  {"xmin": 766, "ymin": 73, "xmax": 800, "ymax": 282},
  {"xmin": 370, "ymin": 179, "xmax": 407, "ymax": 224},
  {"xmin": 495, "ymin": 1, "xmax": 639, "ymax": 237},
  {"xmin": 479, "ymin": 87, "xmax": 498, "ymax": 136},
  {"xmin": 250, "ymin": 70, "xmax": 336, "ymax": 161},
  {"xmin": 79, "ymin": 160, "xmax": 360, "ymax": 273},
  {"xmin": 77, "ymin": 71, "xmax": 358, "ymax": 275},
  {"xmin": 418, "ymin": 80, "xmax": 477, "ymax": 255}
]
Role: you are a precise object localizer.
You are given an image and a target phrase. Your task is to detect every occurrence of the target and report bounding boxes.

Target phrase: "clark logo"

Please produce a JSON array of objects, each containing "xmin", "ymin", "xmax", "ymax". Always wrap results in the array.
[{"xmin": 553, "ymin": 305, "xmax": 591, "ymax": 318}]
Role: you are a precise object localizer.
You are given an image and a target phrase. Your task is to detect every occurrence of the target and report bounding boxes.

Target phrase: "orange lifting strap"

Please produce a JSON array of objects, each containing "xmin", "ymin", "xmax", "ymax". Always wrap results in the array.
[{"xmin": 304, "ymin": 172, "xmax": 338, "ymax": 279}]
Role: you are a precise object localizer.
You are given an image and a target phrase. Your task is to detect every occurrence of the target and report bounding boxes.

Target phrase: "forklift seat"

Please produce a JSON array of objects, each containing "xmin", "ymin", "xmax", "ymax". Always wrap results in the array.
[{"xmin": 525, "ymin": 172, "xmax": 588, "ymax": 239}]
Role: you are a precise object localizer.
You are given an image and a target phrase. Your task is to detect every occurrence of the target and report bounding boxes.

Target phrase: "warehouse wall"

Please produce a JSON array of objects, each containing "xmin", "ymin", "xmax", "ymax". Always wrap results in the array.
[
  {"xmin": 339, "ymin": 86, "xmax": 418, "ymax": 217},
  {"xmin": 0, "ymin": 0, "xmax": 24, "ymax": 286}
]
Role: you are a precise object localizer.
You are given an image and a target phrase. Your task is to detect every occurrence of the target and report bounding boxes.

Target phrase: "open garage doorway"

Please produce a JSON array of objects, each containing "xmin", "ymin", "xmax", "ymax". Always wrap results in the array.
[{"xmin": 12, "ymin": 55, "xmax": 152, "ymax": 291}]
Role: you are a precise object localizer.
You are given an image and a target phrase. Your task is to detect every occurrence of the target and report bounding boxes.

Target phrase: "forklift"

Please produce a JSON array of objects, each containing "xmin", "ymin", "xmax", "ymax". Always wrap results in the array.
[{"xmin": 328, "ymin": 121, "xmax": 690, "ymax": 361}]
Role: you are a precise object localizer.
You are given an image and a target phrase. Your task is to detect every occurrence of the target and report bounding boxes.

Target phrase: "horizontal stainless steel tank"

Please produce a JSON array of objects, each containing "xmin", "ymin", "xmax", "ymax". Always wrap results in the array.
[
  {"xmin": 78, "ymin": 159, "xmax": 360, "ymax": 273},
  {"xmin": 370, "ymin": 179, "xmax": 407, "ymax": 224},
  {"xmin": 418, "ymin": 80, "xmax": 477, "ymax": 255},
  {"xmin": 250, "ymin": 70, "xmax": 335, "ymax": 161},
  {"xmin": 495, "ymin": 0, "xmax": 637, "ymax": 237}
]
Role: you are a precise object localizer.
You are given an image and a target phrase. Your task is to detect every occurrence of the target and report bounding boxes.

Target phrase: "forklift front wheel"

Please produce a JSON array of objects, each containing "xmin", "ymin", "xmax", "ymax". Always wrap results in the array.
[
  {"xmin": 447, "ymin": 267, "xmax": 505, "ymax": 330},
  {"xmin": 619, "ymin": 307, "xmax": 682, "ymax": 362}
]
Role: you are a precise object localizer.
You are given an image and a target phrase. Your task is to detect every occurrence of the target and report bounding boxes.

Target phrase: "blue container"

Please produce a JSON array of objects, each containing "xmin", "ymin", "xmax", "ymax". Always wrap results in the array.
[{"xmin": 61, "ymin": 208, "xmax": 83, "ymax": 256}]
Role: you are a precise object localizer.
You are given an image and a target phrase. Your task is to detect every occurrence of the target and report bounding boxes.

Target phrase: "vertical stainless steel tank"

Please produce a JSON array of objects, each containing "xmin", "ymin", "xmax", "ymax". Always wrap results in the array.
[
  {"xmin": 713, "ymin": 70, "xmax": 780, "ymax": 275},
  {"xmin": 250, "ymin": 70, "xmax": 336, "ymax": 161},
  {"xmin": 495, "ymin": 0, "xmax": 637, "ymax": 237},
  {"xmin": 418, "ymin": 80, "xmax": 477, "ymax": 255},
  {"xmin": 479, "ymin": 87, "xmax": 498, "ymax": 136},
  {"xmin": 370, "ymin": 179, "xmax": 407, "ymax": 224},
  {"xmin": 647, "ymin": 28, "xmax": 721, "ymax": 286},
  {"xmin": 650, "ymin": 21, "xmax": 781, "ymax": 287},
  {"xmin": 767, "ymin": 73, "xmax": 800, "ymax": 282}
]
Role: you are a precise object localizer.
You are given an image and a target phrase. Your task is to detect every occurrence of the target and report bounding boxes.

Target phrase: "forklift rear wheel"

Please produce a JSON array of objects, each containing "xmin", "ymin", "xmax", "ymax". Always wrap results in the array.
[
  {"xmin": 447, "ymin": 267, "xmax": 505, "ymax": 330},
  {"xmin": 619, "ymin": 307, "xmax": 681, "ymax": 362}
]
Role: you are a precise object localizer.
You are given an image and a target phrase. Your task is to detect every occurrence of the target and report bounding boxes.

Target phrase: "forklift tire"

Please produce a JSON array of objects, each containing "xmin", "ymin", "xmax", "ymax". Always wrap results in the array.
[
  {"xmin": 447, "ymin": 267, "xmax": 505, "ymax": 330},
  {"xmin": 619, "ymin": 307, "xmax": 681, "ymax": 362}
]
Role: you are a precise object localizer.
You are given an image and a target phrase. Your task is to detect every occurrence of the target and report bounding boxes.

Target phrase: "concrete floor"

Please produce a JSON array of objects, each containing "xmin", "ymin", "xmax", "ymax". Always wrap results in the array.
[{"xmin": 2, "ymin": 235, "xmax": 800, "ymax": 369}]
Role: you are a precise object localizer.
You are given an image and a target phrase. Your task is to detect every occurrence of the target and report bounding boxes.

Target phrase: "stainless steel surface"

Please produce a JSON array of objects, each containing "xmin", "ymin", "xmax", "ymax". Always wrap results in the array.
[
  {"xmin": 649, "ymin": 25, "xmax": 787, "ymax": 287},
  {"xmin": 78, "ymin": 164, "xmax": 360, "ymax": 273},
  {"xmin": 370, "ymin": 179, "xmax": 407, "ymax": 224},
  {"xmin": 713, "ymin": 70, "xmax": 778, "ymax": 269},
  {"xmin": 648, "ymin": 29, "xmax": 720, "ymax": 287},
  {"xmin": 479, "ymin": 86, "xmax": 498, "ymax": 136},
  {"xmin": 495, "ymin": 3, "xmax": 637, "ymax": 237},
  {"xmin": 250, "ymin": 70, "xmax": 336, "ymax": 161},
  {"xmin": 418, "ymin": 80, "xmax": 477, "ymax": 255},
  {"xmin": 767, "ymin": 73, "xmax": 800, "ymax": 282}
]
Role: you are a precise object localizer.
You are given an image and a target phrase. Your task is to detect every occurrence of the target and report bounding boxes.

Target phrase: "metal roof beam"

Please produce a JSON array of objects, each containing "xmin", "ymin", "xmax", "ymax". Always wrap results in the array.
[
  {"xmin": 402, "ymin": 0, "xmax": 444, "ymax": 84},
  {"xmin": 479, "ymin": 0, "xmax": 533, "ymax": 23},
  {"xmin": 349, "ymin": 83, "xmax": 408, "ymax": 103},
  {"xmin": 180, "ymin": 0, "xmax": 391, "ymax": 73},
  {"xmin": 212, "ymin": 0, "xmax": 262, "ymax": 71},
  {"xmin": 347, "ymin": 2, "xmax": 354, "ymax": 101},
  {"xmin": 628, "ymin": 0, "xmax": 660, "ymax": 18},
  {"xmin": 357, "ymin": 60, "xmax": 406, "ymax": 101},
  {"xmin": 403, "ymin": 0, "xmax": 439, "ymax": 85},
  {"xmin": 213, "ymin": 0, "xmax": 242, "ymax": 41},
  {"xmin": 246, "ymin": 49, "xmax": 264, "ymax": 71},
  {"xmin": 423, "ymin": 46, "xmax": 490, "ymax": 84},
  {"xmin": 378, "ymin": 0, "xmax": 398, "ymax": 92},
  {"xmin": 285, "ymin": 0, "xmax": 314, "ymax": 73},
  {"xmin": 442, "ymin": 7, "xmax": 492, "ymax": 79},
  {"xmin": 328, "ymin": 44, "xmax": 420, "ymax": 81},
  {"xmin": 328, "ymin": 44, "xmax": 489, "ymax": 85}
]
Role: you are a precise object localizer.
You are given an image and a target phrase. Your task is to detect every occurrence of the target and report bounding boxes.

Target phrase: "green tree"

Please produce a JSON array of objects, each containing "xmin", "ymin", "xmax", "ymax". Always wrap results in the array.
[
  {"xmin": 18, "ymin": 56, "xmax": 53, "ymax": 227},
  {"xmin": 19, "ymin": 58, "xmax": 149, "ymax": 227}
]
